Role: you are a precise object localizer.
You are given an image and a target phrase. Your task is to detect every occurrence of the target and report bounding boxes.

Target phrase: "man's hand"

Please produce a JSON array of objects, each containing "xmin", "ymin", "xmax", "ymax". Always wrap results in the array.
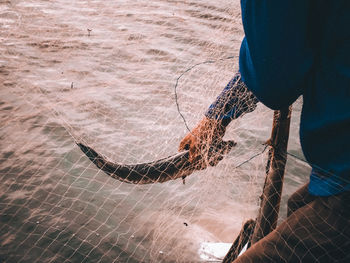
[{"xmin": 179, "ymin": 117, "xmax": 234, "ymax": 169}]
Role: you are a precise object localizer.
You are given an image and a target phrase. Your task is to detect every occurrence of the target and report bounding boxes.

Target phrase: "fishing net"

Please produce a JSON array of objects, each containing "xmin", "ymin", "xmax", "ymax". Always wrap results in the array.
[{"xmin": 2, "ymin": 1, "xmax": 346, "ymax": 263}]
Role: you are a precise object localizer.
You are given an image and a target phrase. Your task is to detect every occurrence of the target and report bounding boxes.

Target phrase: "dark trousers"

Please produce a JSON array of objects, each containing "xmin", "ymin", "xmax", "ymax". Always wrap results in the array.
[{"xmin": 233, "ymin": 184, "xmax": 350, "ymax": 262}]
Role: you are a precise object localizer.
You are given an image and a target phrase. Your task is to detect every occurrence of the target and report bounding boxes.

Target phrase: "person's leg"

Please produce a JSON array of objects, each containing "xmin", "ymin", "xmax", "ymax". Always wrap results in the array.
[
  {"xmin": 233, "ymin": 191, "xmax": 350, "ymax": 263},
  {"xmin": 287, "ymin": 183, "xmax": 316, "ymax": 217}
]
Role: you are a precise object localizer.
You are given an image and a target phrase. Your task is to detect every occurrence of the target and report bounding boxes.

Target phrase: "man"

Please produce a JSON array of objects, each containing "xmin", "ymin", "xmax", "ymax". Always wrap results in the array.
[{"xmin": 179, "ymin": 1, "xmax": 350, "ymax": 262}]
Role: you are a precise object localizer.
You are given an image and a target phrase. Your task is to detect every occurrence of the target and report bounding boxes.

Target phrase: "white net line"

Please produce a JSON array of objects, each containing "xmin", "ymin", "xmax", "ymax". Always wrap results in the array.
[{"xmin": 2, "ymin": 0, "xmax": 338, "ymax": 262}]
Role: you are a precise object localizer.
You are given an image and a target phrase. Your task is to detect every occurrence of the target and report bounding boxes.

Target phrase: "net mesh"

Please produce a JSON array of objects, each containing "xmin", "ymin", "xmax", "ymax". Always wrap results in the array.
[{"xmin": 1, "ymin": 0, "xmax": 348, "ymax": 263}]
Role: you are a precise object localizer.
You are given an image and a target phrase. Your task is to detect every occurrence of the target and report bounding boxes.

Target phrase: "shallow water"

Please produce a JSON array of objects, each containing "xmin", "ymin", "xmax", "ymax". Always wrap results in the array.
[{"xmin": 1, "ymin": 1, "xmax": 310, "ymax": 262}]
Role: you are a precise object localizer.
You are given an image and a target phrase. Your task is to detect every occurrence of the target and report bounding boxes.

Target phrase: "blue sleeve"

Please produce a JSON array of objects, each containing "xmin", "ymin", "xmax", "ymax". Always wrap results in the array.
[
  {"xmin": 239, "ymin": 1, "xmax": 314, "ymax": 110},
  {"xmin": 205, "ymin": 73, "xmax": 258, "ymax": 124}
]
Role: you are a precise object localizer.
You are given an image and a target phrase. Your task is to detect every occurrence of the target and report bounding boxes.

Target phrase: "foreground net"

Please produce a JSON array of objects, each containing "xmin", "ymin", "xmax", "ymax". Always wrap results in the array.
[{"xmin": 2, "ymin": 1, "xmax": 348, "ymax": 263}]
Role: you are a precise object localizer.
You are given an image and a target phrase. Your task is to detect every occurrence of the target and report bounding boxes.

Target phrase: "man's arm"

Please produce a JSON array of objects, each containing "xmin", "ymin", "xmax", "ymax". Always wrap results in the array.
[
  {"xmin": 179, "ymin": 74, "xmax": 258, "ymax": 165},
  {"xmin": 179, "ymin": 2, "xmax": 315, "ymax": 164},
  {"xmin": 239, "ymin": 1, "xmax": 314, "ymax": 110},
  {"xmin": 205, "ymin": 73, "xmax": 258, "ymax": 127}
]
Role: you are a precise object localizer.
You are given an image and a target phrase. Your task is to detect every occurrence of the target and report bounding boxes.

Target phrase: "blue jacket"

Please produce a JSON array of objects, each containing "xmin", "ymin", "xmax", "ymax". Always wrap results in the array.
[{"xmin": 208, "ymin": 1, "xmax": 350, "ymax": 196}]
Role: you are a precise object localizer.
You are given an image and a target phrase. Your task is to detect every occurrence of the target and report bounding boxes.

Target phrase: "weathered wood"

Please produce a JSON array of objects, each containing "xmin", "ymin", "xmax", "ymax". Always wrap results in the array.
[
  {"xmin": 222, "ymin": 107, "xmax": 292, "ymax": 262},
  {"xmin": 250, "ymin": 107, "xmax": 292, "ymax": 244},
  {"xmin": 222, "ymin": 219, "xmax": 256, "ymax": 263}
]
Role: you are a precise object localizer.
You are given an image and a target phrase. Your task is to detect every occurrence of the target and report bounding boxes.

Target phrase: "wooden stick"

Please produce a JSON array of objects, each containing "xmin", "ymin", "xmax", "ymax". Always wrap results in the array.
[
  {"xmin": 222, "ymin": 219, "xmax": 256, "ymax": 263},
  {"xmin": 250, "ymin": 106, "xmax": 292, "ymax": 244},
  {"xmin": 222, "ymin": 107, "xmax": 292, "ymax": 262}
]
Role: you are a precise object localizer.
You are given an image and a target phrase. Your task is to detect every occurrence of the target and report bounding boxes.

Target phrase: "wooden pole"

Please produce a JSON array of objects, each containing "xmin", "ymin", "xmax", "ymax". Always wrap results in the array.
[
  {"xmin": 250, "ymin": 106, "xmax": 292, "ymax": 244},
  {"xmin": 223, "ymin": 107, "xmax": 292, "ymax": 262},
  {"xmin": 222, "ymin": 219, "xmax": 255, "ymax": 263}
]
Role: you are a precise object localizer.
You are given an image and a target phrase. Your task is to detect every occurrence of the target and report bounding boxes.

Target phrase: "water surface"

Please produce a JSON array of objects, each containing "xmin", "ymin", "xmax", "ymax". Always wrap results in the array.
[{"xmin": 0, "ymin": 1, "xmax": 310, "ymax": 262}]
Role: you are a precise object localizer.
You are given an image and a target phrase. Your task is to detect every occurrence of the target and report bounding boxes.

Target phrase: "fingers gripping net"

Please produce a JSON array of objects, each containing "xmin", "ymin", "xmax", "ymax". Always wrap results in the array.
[{"xmin": 2, "ymin": 1, "xmax": 348, "ymax": 263}]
